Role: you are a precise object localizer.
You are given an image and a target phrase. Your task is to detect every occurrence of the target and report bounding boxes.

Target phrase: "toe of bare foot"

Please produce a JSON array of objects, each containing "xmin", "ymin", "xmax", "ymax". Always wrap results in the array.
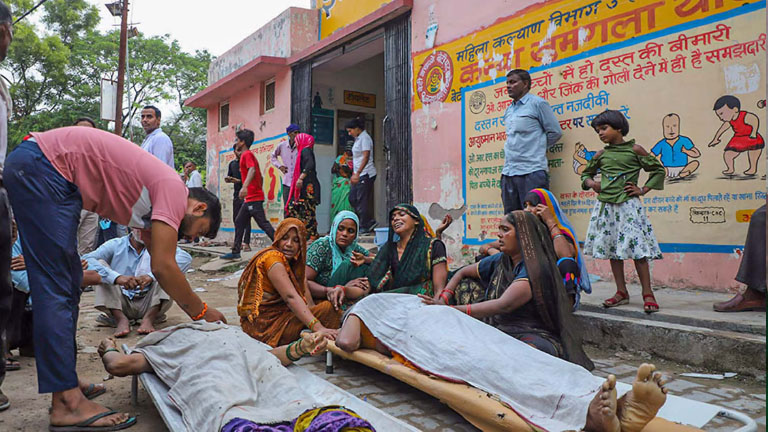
[
  {"xmin": 586, "ymin": 375, "xmax": 620, "ymax": 432},
  {"xmin": 113, "ymin": 328, "xmax": 130, "ymax": 338}
]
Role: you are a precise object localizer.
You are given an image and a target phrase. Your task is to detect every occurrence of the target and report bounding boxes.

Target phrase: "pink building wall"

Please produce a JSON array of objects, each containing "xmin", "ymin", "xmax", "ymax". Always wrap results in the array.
[{"xmin": 408, "ymin": 0, "xmax": 745, "ymax": 292}]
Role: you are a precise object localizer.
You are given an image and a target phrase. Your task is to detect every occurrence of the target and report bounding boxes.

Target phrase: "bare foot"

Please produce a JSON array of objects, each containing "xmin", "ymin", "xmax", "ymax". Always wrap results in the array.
[
  {"xmin": 50, "ymin": 387, "xmax": 133, "ymax": 429},
  {"xmin": 617, "ymin": 363, "xmax": 668, "ymax": 432},
  {"xmin": 584, "ymin": 375, "xmax": 620, "ymax": 432},
  {"xmin": 136, "ymin": 319, "xmax": 155, "ymax": 335},
  {"xmin": 113, "ymin": 320, "xmax": 130, "ymax": 338},
  {"xmin": 744, "ymin": 169, "xmax": 757, "ymax": 176},
  {"xmin": 722, "ymin": 170, "xmax": 735, "ymax": 175}
]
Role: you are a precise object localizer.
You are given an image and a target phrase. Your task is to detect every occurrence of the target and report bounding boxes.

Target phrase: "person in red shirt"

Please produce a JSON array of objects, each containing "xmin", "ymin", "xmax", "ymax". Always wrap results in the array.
[{"xmin": 222, "ymin": 129, "xmax": 276, "ymax": 260}]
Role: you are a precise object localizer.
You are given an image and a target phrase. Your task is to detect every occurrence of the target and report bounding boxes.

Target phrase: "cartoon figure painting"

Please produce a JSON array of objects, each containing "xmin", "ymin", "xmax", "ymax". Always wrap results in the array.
[
  {"xmin": 651, "ymin": 113, "xmax": 700, "ymax": 180},
  {"xmin": 709, "ymin": 95, "xmax": 764, "ymax": 176},
  {"xmin": 572, "ymin": 142, "xmax": 597, "ymax": 175}
]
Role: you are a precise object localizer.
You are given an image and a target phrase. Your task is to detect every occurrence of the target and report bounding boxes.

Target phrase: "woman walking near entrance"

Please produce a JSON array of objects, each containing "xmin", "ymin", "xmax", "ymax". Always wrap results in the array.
[
  {"xmin": 346, "ymin": 118, "xmax": 377, "ymax": 233},
  {"xmin": 286, "ymin": 133, "xmax": 321, "ymax": 241}
]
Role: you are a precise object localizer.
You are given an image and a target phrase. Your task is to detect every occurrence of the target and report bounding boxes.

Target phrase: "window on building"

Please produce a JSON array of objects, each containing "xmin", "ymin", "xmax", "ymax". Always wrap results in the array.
[
  {"xmin": 219, "ymin": 102, "xmax": 229, "ymax": 130},
  {"xmin": 263, "ymin": 78, "xmax": 276, "ymax": 113}
]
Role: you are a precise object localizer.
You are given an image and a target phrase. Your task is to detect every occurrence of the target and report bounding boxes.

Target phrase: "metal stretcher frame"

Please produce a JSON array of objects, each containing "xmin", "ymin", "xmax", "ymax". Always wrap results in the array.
[
  {"xmin": 324, "ymin": 344, "xmax": 758, "ymax": 432},
  {"xmin": 122, "ymin": 344, "xmax": 419, "ymax": 432}
]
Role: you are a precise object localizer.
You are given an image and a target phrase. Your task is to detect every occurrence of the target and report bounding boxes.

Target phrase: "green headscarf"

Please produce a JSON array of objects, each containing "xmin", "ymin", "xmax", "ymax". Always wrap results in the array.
[
  {"xmin": 367, "ymin": 204, "xmax": 440, "ymax": 295},
  {"xmin": 325, "ymin": 210, "xmax": 360, "ymax": 275}
]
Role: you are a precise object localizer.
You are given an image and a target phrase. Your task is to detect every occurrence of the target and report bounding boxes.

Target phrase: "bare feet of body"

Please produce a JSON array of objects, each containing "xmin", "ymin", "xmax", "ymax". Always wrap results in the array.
[
  {"xmin": 617, "ymin": 363, "xmax": 668, "ymax": 432},
  {"xmin": 584, "ymin": 375, "xmax": 620, "ymax": 432}
]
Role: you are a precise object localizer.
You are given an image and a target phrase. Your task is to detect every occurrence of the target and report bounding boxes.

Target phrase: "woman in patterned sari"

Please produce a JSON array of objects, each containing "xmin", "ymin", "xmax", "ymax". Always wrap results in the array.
[
  {"xmin": 336, "ymin": 204, "xmax": 447, "ymax": 352},
  {"xmin": 238, "ymin": 218, "xmax": 341, "ymax": 347},
  {"xmin": 286, "ymin": 133, "xmax": 321, "ymax": 240},
  {"xmin": 428, "ymin": 211, "xmax": 593, "ymax": 369}
]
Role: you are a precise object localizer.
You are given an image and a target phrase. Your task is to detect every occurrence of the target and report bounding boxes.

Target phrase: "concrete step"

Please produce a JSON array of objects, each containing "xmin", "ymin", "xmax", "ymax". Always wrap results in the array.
[
  {"xmin": 578, "ymin": 281, "xmax": 765, "ymax": 377},
  {"xmin": 576, "ymin": 310, "xmax": 766, "ymax": 377}
]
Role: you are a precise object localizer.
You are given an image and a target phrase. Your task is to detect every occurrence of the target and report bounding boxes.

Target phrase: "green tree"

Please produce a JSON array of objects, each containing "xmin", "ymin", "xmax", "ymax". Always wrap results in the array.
[{"xmin": 2, "ymin": 0, "xmax": 211, "ymax": 173}]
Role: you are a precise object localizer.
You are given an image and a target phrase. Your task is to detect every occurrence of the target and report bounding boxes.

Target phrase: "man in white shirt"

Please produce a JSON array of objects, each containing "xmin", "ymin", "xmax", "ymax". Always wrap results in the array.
[
  {"xmin": 184, "ymin": 161, "xmax": 203, "ymax": 188},
  {"xmin": 346, "ymin": 118, "xmax": 377, "ymax": 232},
  {"xmin": 140, "ymin": 105, "xmax": 175, "ymax": 169}
]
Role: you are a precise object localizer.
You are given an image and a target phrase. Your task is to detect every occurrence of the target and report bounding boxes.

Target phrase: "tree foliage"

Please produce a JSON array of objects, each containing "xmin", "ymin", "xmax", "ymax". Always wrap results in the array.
[{"xmin": 2, "ymin": 0, "xmax": 211, "ymax": 171}]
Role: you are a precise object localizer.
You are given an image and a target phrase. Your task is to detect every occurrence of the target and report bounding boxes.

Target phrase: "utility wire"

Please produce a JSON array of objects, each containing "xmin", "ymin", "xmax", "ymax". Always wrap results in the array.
[{"xmin": 14, "ymin": 0, "xmax": 50, "ymax": 24}]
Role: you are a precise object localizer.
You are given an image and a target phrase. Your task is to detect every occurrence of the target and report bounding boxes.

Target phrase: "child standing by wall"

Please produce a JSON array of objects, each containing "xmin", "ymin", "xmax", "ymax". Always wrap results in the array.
[{"xmin": 581, "ymin": 110, "xmax": 666, "ymax": 313}]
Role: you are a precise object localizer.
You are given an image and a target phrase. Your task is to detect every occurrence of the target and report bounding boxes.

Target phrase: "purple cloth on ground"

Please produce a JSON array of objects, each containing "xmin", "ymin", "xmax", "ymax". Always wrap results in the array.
[{"xmin": 222, "ymin": 408, "xmax": 375, "ymax": 432}]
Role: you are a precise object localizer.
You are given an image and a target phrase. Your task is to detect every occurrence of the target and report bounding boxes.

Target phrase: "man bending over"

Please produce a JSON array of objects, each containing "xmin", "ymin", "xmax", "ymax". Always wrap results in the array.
[{"xmin": 4, "ymin": 126, "xmax": 225, "ymax": 430}]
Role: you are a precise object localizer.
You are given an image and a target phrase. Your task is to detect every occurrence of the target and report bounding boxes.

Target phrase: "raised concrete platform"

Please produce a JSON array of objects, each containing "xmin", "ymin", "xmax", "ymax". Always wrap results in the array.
[{"xmin": 577, "ymin": 282, "xmax": 765, "ymax": 377}]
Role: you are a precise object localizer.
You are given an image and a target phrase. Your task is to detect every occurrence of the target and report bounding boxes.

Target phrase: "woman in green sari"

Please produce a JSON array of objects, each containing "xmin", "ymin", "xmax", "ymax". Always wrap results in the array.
[
  {"xmin": 366, "ymin": 204, "xmax": 448, "ymax": 296},
  {"xmin": 306, "ymin": 211, "xmax": 374, "ymax": 309},
  {"xmin": 330, "ymin": 151, "xmax": 355, "ymax": 221}
]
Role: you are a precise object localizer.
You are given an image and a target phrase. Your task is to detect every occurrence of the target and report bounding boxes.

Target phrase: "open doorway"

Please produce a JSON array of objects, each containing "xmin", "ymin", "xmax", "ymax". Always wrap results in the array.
[{"xmin": 310, "ymin": 34, "xmax": 386, "ymax": 234}]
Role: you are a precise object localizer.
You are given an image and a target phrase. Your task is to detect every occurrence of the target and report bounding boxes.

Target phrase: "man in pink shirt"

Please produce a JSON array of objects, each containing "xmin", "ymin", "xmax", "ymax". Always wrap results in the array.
[{"xmin": 4, "ymin": 126, "xmax": 225, "ymax": 430}]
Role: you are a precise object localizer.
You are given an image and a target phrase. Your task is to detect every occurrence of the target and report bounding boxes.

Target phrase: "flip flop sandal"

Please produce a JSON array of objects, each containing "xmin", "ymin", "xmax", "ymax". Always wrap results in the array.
[
  {"xmin": 49, "ymin": 410, "xmax": 136, "ymax": 432},
  {"xmin": 643, "ymin": 294, "xmax": 660, "ymax": 314},
  {"xmin": 603, "ymin": 291, "xmax": 629, "ymax": 308},
  {"xmin": 5, "ymin": 357, "xmax": 20, "ymax": 371},
  {"xmin": 83, "ymin": 383, "xmax": 107, "ymax": 400}
]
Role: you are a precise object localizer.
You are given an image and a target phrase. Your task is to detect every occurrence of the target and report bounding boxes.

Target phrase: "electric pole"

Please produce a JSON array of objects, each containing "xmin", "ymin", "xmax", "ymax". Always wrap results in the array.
[{"xmin": 114, "ymin": 0, "xmax": 129, "ymax": 136}]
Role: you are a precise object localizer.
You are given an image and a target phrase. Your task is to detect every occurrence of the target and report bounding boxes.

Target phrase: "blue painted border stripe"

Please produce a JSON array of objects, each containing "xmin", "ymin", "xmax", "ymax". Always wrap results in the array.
[
  {"xmin": 459, "ymin": 3, "xmax": 764, "ymax": 253},
  {"xmin": 217, "ymin": 132, "xmax": 288, "ymax": 236}
]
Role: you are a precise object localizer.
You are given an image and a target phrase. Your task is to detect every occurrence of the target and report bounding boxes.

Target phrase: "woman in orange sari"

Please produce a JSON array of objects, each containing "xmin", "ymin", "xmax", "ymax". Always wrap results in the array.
[{"xmin": 238, "ymin": 218, "xmax": 341, "ymax": 347}]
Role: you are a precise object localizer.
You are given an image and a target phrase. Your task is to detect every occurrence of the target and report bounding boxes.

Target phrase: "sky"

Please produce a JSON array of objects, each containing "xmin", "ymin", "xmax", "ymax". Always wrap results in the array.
[{"xmin": 89, "ymin": 0, "xmax": 312, "ymax": 56}]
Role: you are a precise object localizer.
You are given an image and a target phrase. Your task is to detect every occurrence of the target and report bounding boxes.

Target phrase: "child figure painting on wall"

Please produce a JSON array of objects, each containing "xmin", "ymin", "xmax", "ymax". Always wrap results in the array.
[{"xmin": 709, "ymin": 95, "xmax": 764, "ymax": 177}]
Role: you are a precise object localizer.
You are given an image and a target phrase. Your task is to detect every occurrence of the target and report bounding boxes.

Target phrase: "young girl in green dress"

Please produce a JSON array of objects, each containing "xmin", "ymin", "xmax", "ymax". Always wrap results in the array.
[{"xmin": 581, "ymin": 110, "xmax": 666, "ymax": 313}]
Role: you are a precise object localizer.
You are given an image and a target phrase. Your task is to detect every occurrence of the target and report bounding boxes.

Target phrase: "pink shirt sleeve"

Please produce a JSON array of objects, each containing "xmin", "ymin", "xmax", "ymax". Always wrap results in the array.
[{"xmin": 148, "ymin": 179, "xmax": 189, "ymax": 230}]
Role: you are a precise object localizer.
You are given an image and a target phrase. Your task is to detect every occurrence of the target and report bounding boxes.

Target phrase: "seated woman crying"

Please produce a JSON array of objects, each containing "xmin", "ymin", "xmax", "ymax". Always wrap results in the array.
[
  {"xmin": 428, "ymin": 210, "xmax": 591, "ymax": 364},
  {"xmin": 237, "ymin": 218, "xmax": 341, "ymax": 347},
  {"xmin": 306, "ymin": 211, "xmax": 375, "ymax": 310}
]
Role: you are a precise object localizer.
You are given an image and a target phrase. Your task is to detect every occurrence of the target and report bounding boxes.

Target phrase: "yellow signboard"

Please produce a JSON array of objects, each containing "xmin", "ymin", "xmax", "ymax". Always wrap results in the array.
[
  {"xmin": 218, "ymin": 133, "xmax": 287, "ymax": 233},
  {"xmin": 344, "ymin": 90, "xmax": 377, "ymax": 108},
  {"xmin": 317, "ymin": 0, "xmax": 394, "ymax": 40},
  {"xmin": 414, "ymin": 0, "xmax": 758, "ymax": 110},
  {"xmin": 461, "ymin": 4, "xmax": 766, "ymax": 253}
]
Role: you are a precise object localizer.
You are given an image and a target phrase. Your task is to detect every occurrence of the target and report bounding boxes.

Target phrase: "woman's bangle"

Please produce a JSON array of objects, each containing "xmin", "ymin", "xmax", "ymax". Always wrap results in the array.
[
  {"xmin": 552, "ymin": 233, "xmax": 565, "ymax": 241},
  {"xmin": 191, "ymin": 302, "xmax": 208, "ymax": 321},
  {"xmin": 307, "ymin": 317, "xmax": 319, "ymax": 331},
  {"xmin": 286, "ymin": 340, "xmax": 301, "ymax": 362},
  {"xmin": 466, "ymin": 303, "xmax": 472, "ymax": 317},
  {"xmin": 337, "ymin": 285, "xmax": 346, "ymax": 295},
  {"xmin": 295, "ymin": 338, "xmax": 308, "ymax": 357}
]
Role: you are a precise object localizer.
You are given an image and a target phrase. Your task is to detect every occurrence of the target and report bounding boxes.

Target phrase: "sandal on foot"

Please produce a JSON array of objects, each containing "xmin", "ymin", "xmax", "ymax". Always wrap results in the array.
[
  {"xmin": 82, "ymin": 383, "xmax": 106, "ymax": 400},
  {"xmin": 49, "ymin": 410, "xmax": 136, "ymax": 431},
  {"xmin": 603, "ymin": 291, "xmax": 629, "ymax": 308},
  {"xmin": 643, "ymin": 294, "xmax": 660, "ymax": 314},
  {"xmin": 5, "ymin": 357, "xmax": 20, "ymax": 371}
]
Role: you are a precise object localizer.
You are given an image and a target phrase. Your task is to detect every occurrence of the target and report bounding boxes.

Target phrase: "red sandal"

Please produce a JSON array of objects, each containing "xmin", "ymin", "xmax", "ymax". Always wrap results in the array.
[
  {"xmin": 603, "ymin": 291, "xmax": 629, "ymax": 308},
  {"xmin": 643, "ymin": 294, "xmax": 660, "ymax": 314}
]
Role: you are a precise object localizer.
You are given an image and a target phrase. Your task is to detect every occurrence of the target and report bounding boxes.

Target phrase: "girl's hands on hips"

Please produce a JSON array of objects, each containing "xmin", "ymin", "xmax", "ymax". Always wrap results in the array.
[{"xmin": 624, "ymin": 181, "xmax": 644, "ymax": 197}]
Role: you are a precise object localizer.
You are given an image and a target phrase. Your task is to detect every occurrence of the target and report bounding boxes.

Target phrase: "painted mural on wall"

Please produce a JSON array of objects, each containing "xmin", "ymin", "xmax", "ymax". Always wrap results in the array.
[
  {"xmin": 413, "ymin": 0, "xmax": 764, "ymax": 110},
  {"xmin": 217, "ymin": 133, "xmax": 287, "ymax": 233},
  {"xmin": 455, "ymin": 0, "xmax": 765, "ymax": 252},
  {"xmin": 316, "ymin": 0, "xmax": 394, "ymax": 39}
]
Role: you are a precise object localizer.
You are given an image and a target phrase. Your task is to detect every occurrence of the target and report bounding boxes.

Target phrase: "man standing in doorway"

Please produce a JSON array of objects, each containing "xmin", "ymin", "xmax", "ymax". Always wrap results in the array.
[
  {"xmin": 184, "ymin": 161, "xmax": 203, "ymax": 188},
  {"xmin": 269, "ymin": 124, "xmax": 300, "ymax": 205},
  {"xmin": 347, "ymin": 118, "xmax": 377, "ymax": 233},
  {"xmin": 224, "ymin": 144, "xmax": 251, "ymax": 251},
  {"xmin": 501, "ymin": 69, "xmax": 562, "ymax": 212},
  {"xmin": 222, "ymin": 129, "xmax": 275, "ymax": 260},
  {"xmin": 140, "ymin": 105, "xmax": 175, "ymax": 169},
  {"xmin": 0, "ymin": 1, "xmax": 13, "ymax": 413}
]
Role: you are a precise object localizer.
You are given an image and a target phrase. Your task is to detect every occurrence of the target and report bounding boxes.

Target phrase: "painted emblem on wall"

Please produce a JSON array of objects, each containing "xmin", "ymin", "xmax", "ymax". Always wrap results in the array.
[
  {"xmin": 468, "ymin": 91, "xmax": 486, "ymax": 114},
  {"xmin": 416, "ymin": 50, "xmax": 454, "ymax": 104}
]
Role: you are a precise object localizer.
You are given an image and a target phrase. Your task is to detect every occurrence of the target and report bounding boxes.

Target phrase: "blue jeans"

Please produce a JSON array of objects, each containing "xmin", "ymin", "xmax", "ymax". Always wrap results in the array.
[
  {"xmin": 5, "ymin": 140, "xmax": 83, "ymax": 393},
  {"xmin": 500, "ymin": 170, "xmax": 549, "ymax": 214}
]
